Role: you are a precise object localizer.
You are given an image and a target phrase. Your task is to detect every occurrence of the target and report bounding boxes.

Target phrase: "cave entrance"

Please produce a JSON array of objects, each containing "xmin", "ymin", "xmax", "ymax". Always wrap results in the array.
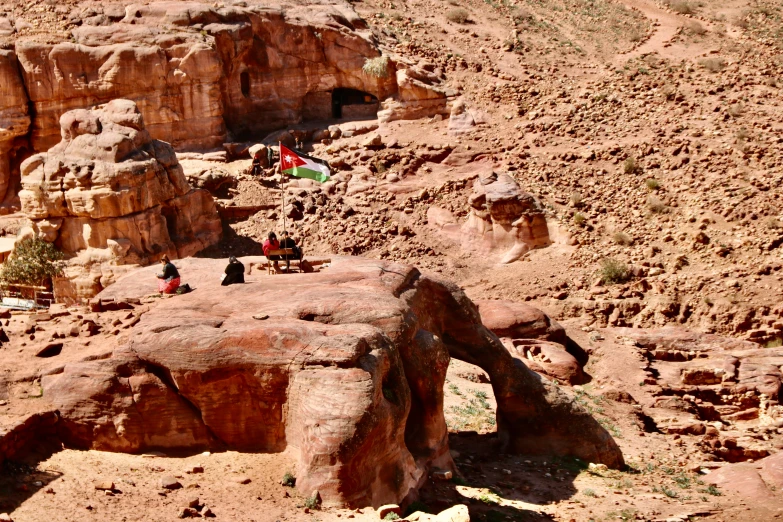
[
  {"xmin": 240, "ymin": 71, "xmax": 251, "ymax": 98},
  {"xmin": 331, "ymin": 88, "xmax": 378, "ymax": 120}
]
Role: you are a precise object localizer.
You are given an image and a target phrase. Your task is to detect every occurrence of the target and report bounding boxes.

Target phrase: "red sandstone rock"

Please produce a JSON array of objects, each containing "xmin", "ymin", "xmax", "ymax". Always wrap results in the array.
[
  {"xmin": 461, "ymin": 172, "xmax": 551, "ymax": 264},
  {"xmin": 17, "ymin": 100, "xmax": 221, "ymax": 301},
  {"xmin": 42, "ymin": 257, "xmax": 623, "ymax": 508}
]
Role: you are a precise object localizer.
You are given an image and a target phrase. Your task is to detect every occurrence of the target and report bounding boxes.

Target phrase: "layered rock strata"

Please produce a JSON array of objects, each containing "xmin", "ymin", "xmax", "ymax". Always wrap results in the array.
[
  {"xmin": 18, "ymin": 100, "xmax": 221, "ymax": 300},
  {"xmin": 41, "ymin": 257, "xmax": 623, "ymax": 508}
]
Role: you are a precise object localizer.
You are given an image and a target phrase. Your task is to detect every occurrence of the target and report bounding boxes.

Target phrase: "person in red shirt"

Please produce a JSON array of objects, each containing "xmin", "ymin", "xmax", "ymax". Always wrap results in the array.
[{"xmin": 262, "ymin": 231, "xmax": 280, "ymax": 271}]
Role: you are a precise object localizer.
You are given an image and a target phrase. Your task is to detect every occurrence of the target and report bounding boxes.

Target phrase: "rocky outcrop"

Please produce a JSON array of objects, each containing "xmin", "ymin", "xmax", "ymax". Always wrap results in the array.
[
  {"xmin": 477, "ymin": 300, "xmax": 586, "ymax": 385},
  {"xmin": 462, "ymin": 172, "xmax": 551, "ymax": 263},
  {"xmin": 41, "ymin": 257, "xmax": 623, "ymax": 508},
  {"xmin": 611, "ymin": 327, "xmax": 783, "ymax": 462},
  {"xmin": 18, "ymin": 100, "xmax": 221, "ymax": 300},
  {"xmin": 0, "ymin": 1, "xmax": 454, "ymax": 206},
  {"xmin": 379, "ymin": 61, "xmax": 455, "ymax": 123}
]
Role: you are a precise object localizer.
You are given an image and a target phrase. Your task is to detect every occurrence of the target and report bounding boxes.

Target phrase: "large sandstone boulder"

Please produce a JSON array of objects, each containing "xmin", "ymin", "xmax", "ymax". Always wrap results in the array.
[
  {"xmin": 462, "ymin": 172, "xmax": 551, "ymax": 263},
  {"xmin": 379, "ymin": 61, "xmax": 456, "ymax": 123},
  {"xmin": 477, "ymin": 299, "xmax": 586, "ymax": 385},
  {"xmin": 18, "ymin": 100, "xmax": 221, "ymax": 300},
  {"xmin": 42, "ymin": 257, "xmax": 623, "ymax": 508}
]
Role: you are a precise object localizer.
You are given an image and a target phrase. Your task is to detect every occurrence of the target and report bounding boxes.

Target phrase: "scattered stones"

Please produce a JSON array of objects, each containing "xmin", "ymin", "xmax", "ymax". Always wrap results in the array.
[{"xmin": 159, "ymin": 476, "xmax": 182, "ymax": 490}]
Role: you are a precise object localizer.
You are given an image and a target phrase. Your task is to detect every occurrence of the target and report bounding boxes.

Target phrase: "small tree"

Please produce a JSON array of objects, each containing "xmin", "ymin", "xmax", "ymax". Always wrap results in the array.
[{"xmin": 0, "ymin": 238, "xmax": 65, "ymax": 288}]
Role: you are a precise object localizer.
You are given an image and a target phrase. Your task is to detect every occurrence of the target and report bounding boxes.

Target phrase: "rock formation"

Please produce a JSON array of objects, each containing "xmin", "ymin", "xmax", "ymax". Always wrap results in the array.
[
  {"xmin": 40, "ymin": 256, "xmax": 623, "ymax": 508},
  {"xmin": 477, "ymin": 299, "xmax": 586, "ymax": 384},
  {"xmin": 0, "ymin": 49, "xmax": 29, "ymax": 206},
  {"xmin": 610, "ymin": 327, "xmax": 783, "ymax": 462},
  {"xmin": 462, "ymin": 172, "xmax": 551, "ymax": 263},
  {"xmin": 18, "ymin": 100, "xmax": 221, "ymax": 300}
]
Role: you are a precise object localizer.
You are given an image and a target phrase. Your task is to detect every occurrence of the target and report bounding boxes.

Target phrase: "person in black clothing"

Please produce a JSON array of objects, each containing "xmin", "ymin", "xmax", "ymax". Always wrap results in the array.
[
  {"xmin": 221, "ymin": 256, "xmax": 245, "ymax": 286},
  {"xmin": 279, "ymin": 231, "xmax": 302, "ymax": 271}
]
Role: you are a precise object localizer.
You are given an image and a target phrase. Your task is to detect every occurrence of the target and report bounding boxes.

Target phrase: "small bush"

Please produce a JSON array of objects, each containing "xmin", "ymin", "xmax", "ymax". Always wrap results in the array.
[
  {"xmin": 613, "ymin": 231, "xmax": 633, "ymax": 246},
  {"xmin": 363, "ymin": 55, "xmax": 391, "ymax": 78},
  {"xmin": 383, "ymin": 513, "xmax": 401, "ymax": 521},
  {"xmin": 281, "ymin": 472, "xmax": 296, "ymax": 487},
  {"xmin": 700, "ymin": 484, "xmax": 722, "ymax": 496},
  {"xmin": 446, "ymin": 8, "xmax": 470, "ymax": 24},
  {"xmin": 645, "ymin": 178, "xmax": 660, "ymax": 190},
  {"xmin": 727, "ymin": 103, "xmax": 745, "ymax": 118},
  {"xmin": 686, "ymin": 20, "xmax": 707, "ymax": 35},
  {"xmin": 573, "ymin": 212, "xmax": 586, "ymax": 226},
  {"xmin": 0, "ymin": 238, "xmax": 64, "ymax": 288},
  {"xmin": 668, "ymin": 0, "xmax": 694, "ymax": 15},
  {"xmin": 570, "ymin": 192, "xmax": 584, "ymax": 207},
  {"xmin": 699, "ymin": 57, "xmax": 726, "ymax": 72},
  {"xmin": 647, "ymin": 195, "xmax": 669, "ymax": 213},
  {"xmin": 623, "ymin": 156, "xmax": 641, "ymax": 175},
  {"xmin": 599, "ymin": 258, "xmax": 631, "ymax": 285},
  {"xmin": 766, "ymin": 217, "xmax": 782, "ymax": 229},
  {"xmin": 304, "ymin": 495, "xmax": 321, "ymax": 510},
  {"xmin": 511, "ymin": 7, "xmax": 535, "ymax": 25},
  {"xmin": 583, "ymin": 488, "xmax": 597, "ymax": 497}
]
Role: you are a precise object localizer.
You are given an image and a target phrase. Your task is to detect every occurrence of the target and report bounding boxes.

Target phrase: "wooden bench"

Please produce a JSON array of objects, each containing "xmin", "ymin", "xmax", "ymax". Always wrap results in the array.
[{"xmin": 266, "ymin": 248, "xmax": 302, "ymax": 274}]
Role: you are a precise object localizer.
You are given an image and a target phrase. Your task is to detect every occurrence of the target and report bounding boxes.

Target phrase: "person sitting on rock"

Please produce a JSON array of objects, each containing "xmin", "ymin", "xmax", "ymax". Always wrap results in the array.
[
  {"xmin": 263, "ymin": 232, "xmax": 281, "ymax": 271},
  {"xmin": 156, "ymin": 254, "xmax": 181, "ymax": 294},
  {"xmin": 279, "ymin": 230, "xmax": 303, "ymax": 271},
  {"xmin": 221, "ymin": 256, "xmax": 245, "ymax": 286}
]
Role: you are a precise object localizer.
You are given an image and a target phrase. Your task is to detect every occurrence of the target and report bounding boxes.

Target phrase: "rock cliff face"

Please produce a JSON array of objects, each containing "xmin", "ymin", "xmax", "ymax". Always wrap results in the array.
[
  {"xmin": 0, "ymin": 1, "xmax": 451, "ymax": 204},
  {"xmin": 18, "ymin": 100, "xmax": 221, "ymax": 300},
  {"xmin": 0, "ymin": 49, "xmax": 30, "ymax": 205},
  {"xmin": 42, "ymin": 257, "xmax": 623, "ymax": 508},
  {"xmin": 463, "ymin": 172, "xmax": 551, "ymax": 263}
]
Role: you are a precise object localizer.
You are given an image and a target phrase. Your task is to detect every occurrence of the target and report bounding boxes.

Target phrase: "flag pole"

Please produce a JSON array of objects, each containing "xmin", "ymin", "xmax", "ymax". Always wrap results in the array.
[{"xmin": 279, "ymin": 141, "xmax": 286, "ymax": 237}]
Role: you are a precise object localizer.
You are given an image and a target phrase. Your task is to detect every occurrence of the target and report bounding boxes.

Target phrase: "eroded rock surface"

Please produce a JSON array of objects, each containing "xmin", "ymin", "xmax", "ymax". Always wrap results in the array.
[
  {"xmin": 18, "ymin": 100, "xmax": 221, "ymax": 300},
  {"xmin": 462, "ymin": 172, "xmax": 551, "ymax": 263},
  {"xmin": 41, "ymin": 257, "xmax": 622, "ymax": 508},
  {"xmin": 477, "ymin": 299, "xmax": 586, "ymax": 385},
  {"xmin": 611, "ymin": 327, "xmax": 783, "ymax": 462}
]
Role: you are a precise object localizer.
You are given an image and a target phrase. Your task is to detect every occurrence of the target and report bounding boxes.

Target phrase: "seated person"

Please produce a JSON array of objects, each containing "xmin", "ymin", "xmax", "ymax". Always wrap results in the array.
[
  {"xmin": 279, "ymin": 231, "xmax": 303, "ymax": 271},
  {"xmin": 262, "ymin": 231, "xmax": 281, "ymax": 270},
  {"xmin": 221, "ymin": 256, "xmax": 245, "ymax": 286},
  {"xmin": 156, "ymin": 254, "xmax": 181, "ymax": 294},
  {"xmin": 280, "ymin": 231, "xmax": 302, "ymax": 258}
]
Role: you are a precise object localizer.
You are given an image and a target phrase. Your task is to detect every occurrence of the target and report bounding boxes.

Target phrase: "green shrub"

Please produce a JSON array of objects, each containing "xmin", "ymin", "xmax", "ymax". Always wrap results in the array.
[
  {"xmin": 446, "ymin": 8, "xmax": 470, "ymax": 24},
  {"xmin": 281, "ymin": 471, "xmax": 296, "ymax": 487},
  {"xmin": 573, "ymin": 212, "xmax": 586, "ymax": 226},
  {"xmin": 599, "ymin": 258, "xmax": 631, "ymax": 285},
  {"xmin": 363, "ymin": 55, "xmax": 391, "ymax": 78},
  {"xmin": 304, "ymin": 495, "xmax": 321, "ymax": 510},
  {"xmin": 645, "ymin": 178, "xmax": 660, "ymax": 190},
  {"xmin": 0, "ymin": 238, "xmax": 64, "ymax": 288},
  {"xmin": 583, "ymin": 488, "xmax": 597, "ymax": 497},
  {"xmin": 383, "ymin": 513, "xmax": 401, "ymax": 521}
]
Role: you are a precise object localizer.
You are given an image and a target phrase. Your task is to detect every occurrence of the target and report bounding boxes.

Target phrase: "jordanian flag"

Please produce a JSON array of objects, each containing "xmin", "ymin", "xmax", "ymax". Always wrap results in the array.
[{"xmin": 279, "ymin": 144, "xmax": 331, "ymax": 183}]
